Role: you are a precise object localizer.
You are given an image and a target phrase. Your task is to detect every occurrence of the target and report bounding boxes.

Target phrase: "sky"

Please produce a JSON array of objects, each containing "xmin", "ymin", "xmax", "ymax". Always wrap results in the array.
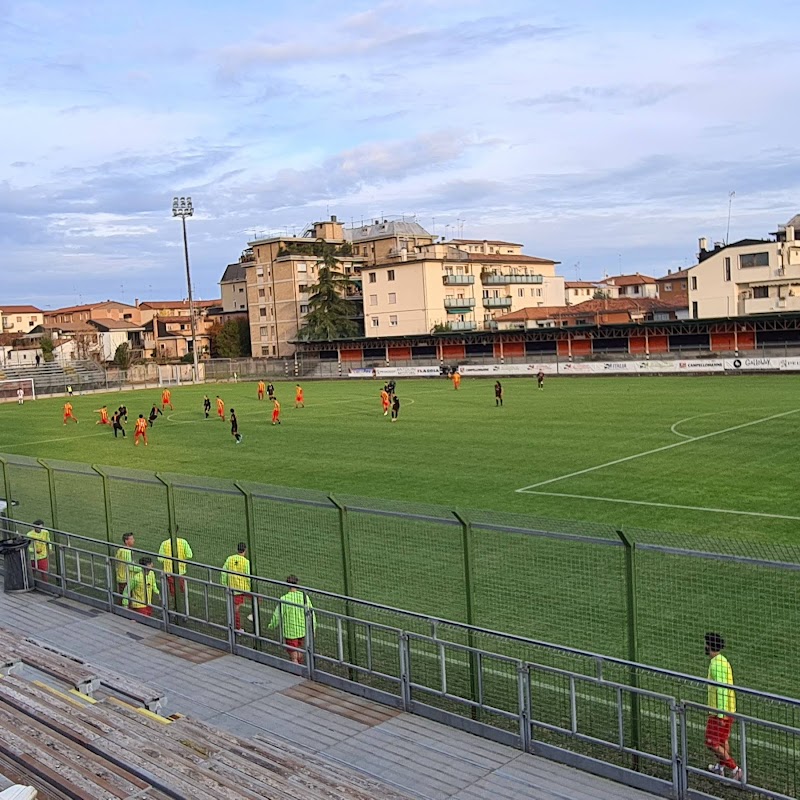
[{"xmin": 1, "ymin": 0, "xmax": 798, "ymax": 308}]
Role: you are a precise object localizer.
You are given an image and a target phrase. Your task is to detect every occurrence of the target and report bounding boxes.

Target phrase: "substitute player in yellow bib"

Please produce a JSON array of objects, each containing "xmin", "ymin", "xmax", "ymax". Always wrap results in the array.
[
  {"xmin": 221, "ymin": 542, "xmax": 252, "ymax": 632},
  {"xmin": 704, "ymin": 632, "xmax": 742, "ymax": 781}
]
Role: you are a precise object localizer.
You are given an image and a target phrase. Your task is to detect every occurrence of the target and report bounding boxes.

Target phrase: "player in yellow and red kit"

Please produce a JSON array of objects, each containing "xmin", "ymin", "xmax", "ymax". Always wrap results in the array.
[
  {"xmin": 133, "ymin": 414, "xmax": 149, "ymax": 446},
  {"xmin": 271, "ymin": 398, "xmax": 281, "ymax": 425},
  {"xmin": 161, "ymin": 388, "xmax": 174, "ymax": 411},
  {"xmin": 63, "ymin": 402, "xmax": 78, "ymax": 425},
  {"xmin": 95, "ymin": 406, "xmax": 110, "ymax": 425},
  {"xmin": 295, "ymin": 384, "xmax": 304, "ymax": 408},
  {"xmin": 216, "ymin": 396, "xmax": 225, "ymax": 421},
  {"xmin": 380, "ymin": 388, "xmax": 390, "ymax": 416},
  {"xmin": 257, "ymin": 380, "xmax": 265, "ymax": 400}
]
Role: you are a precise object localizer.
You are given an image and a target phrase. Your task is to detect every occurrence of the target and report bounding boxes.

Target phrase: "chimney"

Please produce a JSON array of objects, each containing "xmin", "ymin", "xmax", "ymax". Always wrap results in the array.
[
  {"xmin": 331, "ymin": 215, "xmax": 337, "ymax": 223},
  {"xmin": 134, "ymin": 298, "xmax": 139, "ymax": 307},
  {"xmin": 698, "ymin": 237, "xmax": 708, "ymax": 253},
  {"xmin": 667, "ymin": 269, "xmax": 672, "ymax": 275}
]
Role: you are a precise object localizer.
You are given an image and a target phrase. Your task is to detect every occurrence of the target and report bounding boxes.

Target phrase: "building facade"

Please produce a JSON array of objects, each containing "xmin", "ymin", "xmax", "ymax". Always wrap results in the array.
[
  {"xmin": 688, "ymin": 216, "xmax": 800, "ymax": 318},
  {"xmin": 564, "ymin": 281, "xmax": 597, "ymax": 306},
  {"xmin": 220, "ymin": 251, "xmax": 251, "ymax": 314},
  {"xmin": 598, "ymin": 274, "xmax": 658, "ymax": 299},
  {"xmin": 1, "ymin": 306, "xmax": 44, "ymax": 334}
]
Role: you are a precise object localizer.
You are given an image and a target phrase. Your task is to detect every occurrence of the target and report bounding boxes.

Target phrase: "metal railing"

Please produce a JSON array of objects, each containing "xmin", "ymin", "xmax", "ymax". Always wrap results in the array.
[
  {"xmin": 481, "ymin": 273, "xmax": 544, "ymax": 285},
  {"xmin": 442, "ymin": 274, "xmax": 475, "ymax": 285},
  {"xmin": 443, "ymin": 297, "xmax": 477, "ymax": 309},
  {"xmin": 4, "ymin": 520, "xmax": 799, "ymax": 800}
]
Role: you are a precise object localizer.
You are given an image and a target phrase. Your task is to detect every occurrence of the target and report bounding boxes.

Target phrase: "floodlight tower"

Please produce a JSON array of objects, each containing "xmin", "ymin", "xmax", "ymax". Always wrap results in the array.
[{"xmin": 172, "ymin": 196, "xmax": 200, "ymax": 384}]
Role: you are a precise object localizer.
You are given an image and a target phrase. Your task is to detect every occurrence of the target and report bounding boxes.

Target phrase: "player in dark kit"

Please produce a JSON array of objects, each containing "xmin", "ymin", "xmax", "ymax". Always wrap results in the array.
[
  {"xmin": 537, "ymin": 371, "xmax": 545, "ymax": 391},
  {"xmin": 391, "ymin": 395, "xmax": 400, "ymax": 422},
  {"xmin": 111, "ymin": 410, "xmax": 126, "ymax": 438},
  {"xmin": 120, "ymin": 405, "xmax": 128, "ymax": 422},
  {"xmin": 230, "ymin": 408, "xmax": 242, "ymax": 443},
  {"xmin": 203, "ymin": 395, "xmax": 211, "ymax": 418},
  {"xmin": 495, "ymin": 381, "xmax": 503, "ymax": 407},
  {"xmin": 148, "ymin": 404, "xmax": 163, "ymax": 427},
  {"xmin": 267, "ymin": 383, "xmax": 275, "ymax": 400}
]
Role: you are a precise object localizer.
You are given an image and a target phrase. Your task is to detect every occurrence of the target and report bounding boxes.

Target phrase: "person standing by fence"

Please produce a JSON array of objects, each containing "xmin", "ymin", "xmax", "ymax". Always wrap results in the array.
[
  {"xmin": 705, "ymin": 632, "xmax": 742, "ymax": 780},
  {"xmin": 221, "ymin": 542, "xmax": 252, "ymax": 632},
  {"xmin": 114, "ymin": 532, "xmax": 135, "ymax": 601},
  {"xmin": 123, "ymin": 557, "xmax": 159, "ymax": 616},
  {"xmin": 26, "ymin": 520, "xmax": 51, "ymax": 579},
  {"xmin": 158, "ymin": 532, "xmax": 193, "ymax": 599},
  {"xmin": 269, "ymin": 576, "xmax": 315, "ymax": 665}
]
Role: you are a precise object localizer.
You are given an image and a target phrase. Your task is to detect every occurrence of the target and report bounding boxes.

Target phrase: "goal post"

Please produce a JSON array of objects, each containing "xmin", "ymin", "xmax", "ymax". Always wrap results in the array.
[{"xmin": 0, "ymin": 378, "xmax": 36, "ymax": 403}]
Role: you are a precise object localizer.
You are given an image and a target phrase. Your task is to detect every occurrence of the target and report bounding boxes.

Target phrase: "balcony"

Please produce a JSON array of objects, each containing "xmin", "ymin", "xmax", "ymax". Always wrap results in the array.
[
  {"xmin": 450, "ymin": 321, "xmax": 477, "ymax": 331},
  {"xmin": 442, "ymin": 273, "xmax": 475, "ymax": 286},
  {"xmin": 481, "ymin": 273, "xmax": 543, "ymax": 285},
  {"xmin": 444, "ymin": 297, "xmax": 476, "ymax": 311},
  {"xmin": 483, "ymin": 296, "xmax": 512, "ymax": 309}
]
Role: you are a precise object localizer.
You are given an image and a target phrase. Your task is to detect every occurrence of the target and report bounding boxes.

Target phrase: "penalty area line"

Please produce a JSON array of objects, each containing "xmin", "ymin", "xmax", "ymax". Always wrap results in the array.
[
  {"xmin": 516, "ymin": 407, "xmax": 800, "ymax": 492},
  {"xmin": 517, "ymin": 490, "xmax": 800, "ymax": 522}
]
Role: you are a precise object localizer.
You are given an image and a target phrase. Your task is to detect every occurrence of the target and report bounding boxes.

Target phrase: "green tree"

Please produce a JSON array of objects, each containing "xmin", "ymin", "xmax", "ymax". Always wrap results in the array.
[
  {"xmin": 211, "ymin": 319, "xmax": 251, "ymax": 358},
  {"xmin": 113, "ymin": 342, "xmax": 131, "ymax": 369},
  {"xmin": 297, "ymin": 244, "xmax": 359, "ymax": 341},
  {"xmin": 40, "ymin": 335, "xmax": 55, "ymax": 362}
]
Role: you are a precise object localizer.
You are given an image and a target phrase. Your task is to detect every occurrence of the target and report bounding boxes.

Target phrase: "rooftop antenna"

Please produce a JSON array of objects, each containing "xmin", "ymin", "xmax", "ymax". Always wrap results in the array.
[
  {"xmin": 725, "ymin": 190, "xmax": 736, "ymax": 244},
  {"xmin": 432, "ymin": 216, "xmax": 436, "ymax": 235},
  {"xmin": 574, "ymin": 261, "xmax": 581, "ymax": 281}
]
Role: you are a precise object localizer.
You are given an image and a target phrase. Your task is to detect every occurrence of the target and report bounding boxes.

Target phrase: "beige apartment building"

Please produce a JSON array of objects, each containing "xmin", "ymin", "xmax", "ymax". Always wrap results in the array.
[
  {"xmin": 354, "ymin": 223, "xmax": 562, "ymax": 336},
  {"xmin": 220, "ymin": 250, "xmax": 251, "ymax": 314},
  {"xmin": 688, "ymin": 215, "xmax": 800, "ymax": 318},
  {"xmin": 564, "ymin": 281, "xmax": 597, "ymax": 305},
  {"xmin": 1, "ymin": 305, "xmax": 44, "ymax": 334},
  {"xmin": 598, "ymin": 274, "xmax": 658, "ymax": 299},
  {"xmin": 243, "ymin": 216, "xmax": 364, "ymax": 358}
]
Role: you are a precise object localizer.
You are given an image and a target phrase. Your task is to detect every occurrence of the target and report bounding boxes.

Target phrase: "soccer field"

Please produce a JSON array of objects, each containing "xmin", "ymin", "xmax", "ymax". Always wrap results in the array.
[{"xmin": 1, "ymin": 374, "xmax": 798, "ymax": 542}]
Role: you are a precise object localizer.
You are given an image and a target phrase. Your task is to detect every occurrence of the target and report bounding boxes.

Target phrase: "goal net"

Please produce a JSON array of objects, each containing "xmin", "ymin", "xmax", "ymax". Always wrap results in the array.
[{"xmin": 0, "ymin": 378, "xmax": 36, "ymax": 403}]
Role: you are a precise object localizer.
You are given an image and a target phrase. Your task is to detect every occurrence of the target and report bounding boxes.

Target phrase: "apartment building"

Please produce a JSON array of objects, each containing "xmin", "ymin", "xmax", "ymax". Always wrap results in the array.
[
  {"xmin": 598, "ymin": 274, "xmax": 658, "ymax": 299},
  {"xmin": 1, "ymin": 305, "xmax": 44, "ymax": 334},
  {"xmin": 243, "ymin": 216, "xmax": 364, "ymax": 358},
  {"xmin": 220, "ymin": 250, "xmax": 252, "ymax": 314},
  {"xmin": 356, "ymin": 223, "xmax": 562, "ymax": 336},
  {"xmin": 688, "ymin": 215, "xmax": 800, "ymax": 318},
  {"xmin": 564, "ymin": 281, "xmax": 597, "ymax": 306},
  {"xmin": 45, "ymin": 300, "xmax": 141, "ymax": 326},
  {"xmin": 655, "ymin": 267, "xmax": 691, "ymax": 310}
]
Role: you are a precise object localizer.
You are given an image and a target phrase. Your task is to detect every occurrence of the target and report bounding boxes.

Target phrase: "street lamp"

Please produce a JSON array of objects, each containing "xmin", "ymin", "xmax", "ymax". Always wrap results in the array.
[{"xmin": 172, "ymin": 196, "xmax": 200, "ymax": 384}]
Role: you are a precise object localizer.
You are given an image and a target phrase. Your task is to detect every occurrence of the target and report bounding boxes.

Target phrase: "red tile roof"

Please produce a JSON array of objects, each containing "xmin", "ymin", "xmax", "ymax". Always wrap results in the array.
[
  {"xmin": 45, "ymin": 300, "xmax": 138, "ymax": 315},
  {"xmin": 471, "ymin": 253, "xmax": 558, "ymax": 265},
  {"xmin": 1, "ymin": 305, "xmax": 43, "ymax": 314},
  {"xmin": 565, "ymin": 281, "xmax": 597, "ymax": 288},
  {"xmin": 498, "ymin": 297, "xmax": 685, "ymax": 322},
  {"xmin": 139, "ymin": 299, "xmax": 220, "ymax": 309},
  {"xmin": 601, "ymin": 273, "xmax": 657, "ymax": 286},
  {"xmin": 656, "ymin": 267, "xmax": 693, "ymax": 281},
  {"xmin": 451, "ymin": 238, "xmax": 523, "ymax": 246}
]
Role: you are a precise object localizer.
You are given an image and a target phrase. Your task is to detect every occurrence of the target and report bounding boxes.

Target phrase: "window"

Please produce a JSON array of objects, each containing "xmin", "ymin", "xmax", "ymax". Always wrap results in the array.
[
  {"xmin": 691, "ymin": 276, "xmax": 697, "ymax": 290},
  {"xmin": 724, "ymin": 258, "xmax": 731, "ymax": 282},
  {"xmin": 297, "ymin": 262, "xmax": 307, "ymax": 273},
  {"xmin": 632, "ymin": 285, "xmax": 640, "ymax": 295},
  {"xmin": 740, "ymin": 252, "xmax": 769, "ymax": 268},
  {"xmin": 271, "ymin": 345, "xmax": 276, "ymax": 356},
  {"xmin": 371, "ymin": 316, "xmax": 379, "ymax": 328},
  {"xmin": 618, "ymin": 286, "xmax": 627, "ymax": 296},
  {"xmin": 388, "ymin": 293, "xmax": 396, "ymax": 304},
  {"xmin": 259, "ymin": 307, "xmax": 267, "ymax": 318},
  {"xmin": 387, "ymin": 270, "xmax": 395, "ymax": 281},
  {"xmin": 262, "ymin": 346, "xmax": 269, "ymax": 356},
  {"xmin": 369, "ymin": 294, "xmax": 378, "ymax": 306},
  {"xmin": 536, "ymin": 289, "xmax": 542, "ymax": 297},
  {"xmin": 389, "ymin": 315, "xmax": 398, "ymax": 327},
  {"xmin": 681, "ymin": 281, "xmax": 687, "ymax": 289},
  {"xmin": 256, "ymin": 267, "xmax": 264, "ymax": 277},
  {"xmin": 753, "ymin": 286, "xmax": 769, "ymax": 299},
  {"xmin": 260, "ymin": 326, "xmax": 268, "ymax": 337},
  {"xmin": 518, "ymin": 289, "xmax": 524, "ymax": 297},
  {"xmin": 238, "ymin": 287, "xmax": 244, "ymax": 293},
  {"xmin": 300, "ymin": 304, "xmax": 309, "ymax": 313},
  {"xmin": 692, "ymin": 301, "xmax": 698, "ymax": 318},
  {"xmin": 239, "ymin": 304, "xmax": 245, "ymax": 310},
  {"xmin": 368, "ymin": 272, "xmax": 377, "ymax": 283},
  {"xmin": 299, "ymin": 284, "xmax": 308, "ymax": 293},
  {"xmin": 663, "ymin": 283, "xmax": 672, "ymax": 292},
  {"xmin": 258, "ymin": 288, "xmax": 265, "ymax": 298}
]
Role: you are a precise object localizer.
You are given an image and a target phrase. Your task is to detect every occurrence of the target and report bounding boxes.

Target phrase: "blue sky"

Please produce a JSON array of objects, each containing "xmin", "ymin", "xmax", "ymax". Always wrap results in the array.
[{"xmin": 1, "ymin": 0, "xmax": 798, "ymax": 307}]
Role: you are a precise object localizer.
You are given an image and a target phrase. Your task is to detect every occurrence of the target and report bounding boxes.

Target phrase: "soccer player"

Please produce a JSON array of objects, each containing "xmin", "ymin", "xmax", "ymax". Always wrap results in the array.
[
  {"xmin": 230, "ymin": 408, "xmax": 242, "ymax": 443},
  {"xmin": 115, "ymin": 532, "xmax": 135, "ymax": 601},
  {"xmin": 391, "ymin": 394, "xmax": 400, "ymax": 422},
  {"xmin": 271, "ymin": 397, "xmax": 281, "ymax": 425},
  {"xmin": 495, "ymin": 381, "xmax": 503, "ymax": 407},
  {"xmin": 120, "ymin": 404, "xmax": 128, "ymax": 422},
  {"xmin": 67, "ymin": 384, "xmax": 73, "ymax": 397},
  {"xmin": 216, "ymin": 395, "xmax": 225, "ymax": 421},
  {"xmin": 203, "ymin": 395, "xmax": 211, "ymax": 418},
  {"xmin": 452, "ymin": 370, "xmax": 461, "ymax": 390},
  {"xmin": 257, "ymin": 380, "xmax": 266, "ymax": 400},
  {"xmin": 158, "ymin": 532, "xmax": 193, "ymax": 598},
  {"xmin": 387, "ymin": 379, "xmax": 396, "ymax": 399},
  {"xmin": 537, "ymin": 370, "xmax": 545, "ymax": 391},
  {"xmin": 95, "ymin": 405, "xmax": 110, "ymax": 425},
  {"xmin": 148, "ymin": 404, "xmax": 163, "ymax": 427},
  {"xmin": 112, "ymin": 409, "xmax": 126, "ymax": 438},
  {"xmin": 221, "ymin": 542, "xmax": 252, "ymax": 632},
  {"xmin": 63, "ymin": 401, "xmax": 78, "ymax": 425},
  {"xmin": 380, "ymin": 388, "xmax": 390, "ymax": 416},
  {"xmin": 133, "ymin": 414, "xmax": 148, "ymax": 446},
  {"xmin": 16, "ymin": 388, "xmax": 24, "ymax": 405},
  {"xmin": 161, "ymin": 387, "xmax": 174, "ymax": 411},
  {"xmin": 705, "ymin": 633, "xmax": 742, "ymax": 780},
  {"xmin": 123, "ymin": 557, "xmax": 159, "ymax": 616},
  {"xmin": 267, "ymin": 382, "xmax": 275, "ymax": 400},
  {"xmin": 26, "ymin": 520, "xmax": 51, "ymax": 579},
  {"xmin": 268, "ymin": 575, "xmax": 315, "ymax": 665},
  {"xmin": 295, "ymin": 384, "xmax": 304, "ymax": 408}
]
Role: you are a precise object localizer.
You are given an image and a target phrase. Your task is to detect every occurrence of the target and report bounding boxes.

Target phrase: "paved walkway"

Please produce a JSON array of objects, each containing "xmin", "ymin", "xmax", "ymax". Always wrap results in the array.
[{"xmin": 0, "ymin": 587, "xmax": 662, "ymax": 800}]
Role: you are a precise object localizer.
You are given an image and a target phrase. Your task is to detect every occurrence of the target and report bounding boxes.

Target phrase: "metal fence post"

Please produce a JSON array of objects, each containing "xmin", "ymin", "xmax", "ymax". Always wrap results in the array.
[
  {"xmin": 618, "ymin": 529, "xmax": 642, "ymax": 767},
  {"xmin": 454, "ymin": 510, "xmax": 480, "ymax": 717},
  {"xmin": 91, "ymin": 466, "xmax": 114, "ymax": 543},
  {"xmin": 0, "ymin": 457, "xmax": 12, "ymax": 535},
  {"xmin": 155, "ymin": 473, "xmax": 179, "ymax": 615},
  {"xmin": 234, "ymin": 482, "xmax": 259, "ymax": 649},
  {"xmin": 329, "ymin": 495, "xmax": 358, "ymax": 682},
  {"xmin": 37, "ymin": 459, "xmax": 58, "ymax": 530}
]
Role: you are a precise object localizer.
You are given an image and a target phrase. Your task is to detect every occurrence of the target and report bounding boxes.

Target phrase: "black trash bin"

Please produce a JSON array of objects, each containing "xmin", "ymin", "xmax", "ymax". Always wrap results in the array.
[{"xmin": 0, "ymin": 537, "xmax": 33, "ymax": 593}]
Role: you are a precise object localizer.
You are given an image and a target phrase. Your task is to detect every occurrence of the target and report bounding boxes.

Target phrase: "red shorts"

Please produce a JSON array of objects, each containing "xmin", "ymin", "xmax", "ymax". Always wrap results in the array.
[
  {"xmin": 272, "ymin": 412, "xmax": 280, "ymax": 421},
  {"xmin": 167, "ymin": 575, "xmax": 186, "ymax": 594},
  {"xmin": 233, "ymin": 594, "xmax": 249, "ymax": 607},
  {"xmin": 31, "ymin": 558, "xmax": 48, "ymax": 574},
  {"xmin": 285, "ymin": 637, "xmax": 304, "ymax": 653},
  {"xmin": 218, "ymin": 408, "xmax": 224, "ymax": 417},
  {"xmin": 133, "ymin": 606, "xmax": 152, "ymax": 617},
  {"xmin": 705, "ymin": 716, "xmax": 733, "ymax": 749}
]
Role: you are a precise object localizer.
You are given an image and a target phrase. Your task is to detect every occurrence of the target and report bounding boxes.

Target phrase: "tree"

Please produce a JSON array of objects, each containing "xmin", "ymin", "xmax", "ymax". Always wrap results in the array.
[
  {"xmin": 210, "ymin": 319, "xmax": 251, "ymax": 358},
  {"xmin": 113, "ymin": 342, "xmax": 131, "ymax": 369},
  {"xmin": 297, "ymin": 244, "xmax": 359, "ymax": 341},
  {"xmin": 40, "ymin": 335, "xmax": 55, "ymax": 362}
]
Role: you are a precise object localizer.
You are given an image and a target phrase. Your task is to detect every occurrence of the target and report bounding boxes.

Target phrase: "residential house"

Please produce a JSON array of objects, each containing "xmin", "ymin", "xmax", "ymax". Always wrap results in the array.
[
  {"xmin": 45, "ymin": 300, "xmax": 141, "ymax": 327},
  {"xmin": 564, "ymin": 281, "xmax": 597, "ymax": 306},
  {"xmin": 655, "ymin": 268, "xmax": 691, "ymax": 315},
  {"xmin": 687, "ymin": 215, "xmax": 800, "ymax": 318},
  {"xmin": 1, "ymin": 305, "xmax": 44, "ymax": 334},
  {"xmin": 220, "ymin": 251, "xmax": 252, "ymax": 315},
  {"xmin": 599, "ymin": 274, "xmax": 658, "ymax": 299}
]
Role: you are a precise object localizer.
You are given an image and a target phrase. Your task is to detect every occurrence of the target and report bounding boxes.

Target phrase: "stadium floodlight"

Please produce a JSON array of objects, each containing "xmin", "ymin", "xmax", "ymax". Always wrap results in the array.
[{"xmin": 172, "ymin": 196, "xmax": 200, "ymax": 384}]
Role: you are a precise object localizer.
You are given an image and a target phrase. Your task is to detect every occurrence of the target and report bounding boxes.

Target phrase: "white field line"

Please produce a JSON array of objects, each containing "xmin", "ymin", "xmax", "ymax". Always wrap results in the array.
[
  {"xmin": 669, "ymin": 413, "xmax": 717, "ymax": 440},
  {"xmin": 517, "ymin": 408, "xmax": 800, "ymax": 492},
  {"xmin": 0, "ymin": 431, "xmax": 111, "ymax": 449},
  {"xmin": 516, "ymin": 490, "xmax": 800, "ymax": 522}
]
